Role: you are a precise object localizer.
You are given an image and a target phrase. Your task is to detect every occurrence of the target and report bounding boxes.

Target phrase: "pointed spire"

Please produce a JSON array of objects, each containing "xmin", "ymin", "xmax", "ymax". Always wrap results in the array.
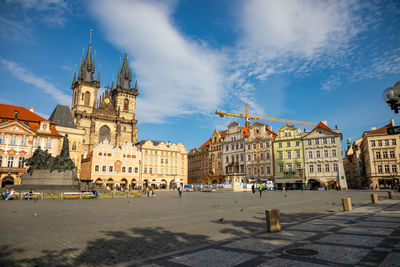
[
  {"xmin": 72, "ymin": 64, "xmax": 77, "ymax": 87},
  {"xmin": 78, "ymin": 30, "xmax": 96, "ymax": 84},
  {"xmin": 111, "ymin": 73, "xmax": 115, "ymax": 89},
  {"xmin": 117, "ymin": 52, "xmax": 132, "ymax": 90},
  {"xmin": 134, "ymin": 80, "xmax": 138, "ymax": 89},
  {"xmin": 97, "ymin": 63, "xmax": 101, "ymax": 84}
]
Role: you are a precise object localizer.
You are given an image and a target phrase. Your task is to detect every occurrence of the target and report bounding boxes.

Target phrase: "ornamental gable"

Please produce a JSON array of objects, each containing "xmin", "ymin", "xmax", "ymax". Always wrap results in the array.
[{"xmin": 0, "ymin": 121, "xmax": 35, "ymax": 135}]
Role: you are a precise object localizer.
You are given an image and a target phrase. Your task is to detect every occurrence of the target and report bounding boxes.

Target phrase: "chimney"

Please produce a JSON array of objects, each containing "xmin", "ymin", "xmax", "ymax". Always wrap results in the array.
[
  {"xmin": 371, "ymin": 127, "xmax": 376, "ymax": 131},
  {"xmin": 391, "ymin": 118, "xmax": 395, "ymax": 126},
  {"xmin": 29, "ymin": 107, "xmax": 34, "ymax": 112},
  {"xmin": 322, "ymin": 120, "xmax": 328, "ymax": 126}
]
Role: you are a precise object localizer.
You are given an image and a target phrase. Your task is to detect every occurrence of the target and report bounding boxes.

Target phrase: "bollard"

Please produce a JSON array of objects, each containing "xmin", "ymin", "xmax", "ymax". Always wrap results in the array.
[
  {"xmin": 80, "ymin": 192, "xmax": 82, "ymax": 199},
  {"xmin": 265, "ymin": 209, "xmax": 281, "ymax": 232},
  {"xmin": 342, "ymin": 198, "xmax": 352, "ymax": 211},
  {"xmin": 61, "ymin": 192, "xmax": 63, "ymax": 200},
  {"xmin": 388, "ymin": 191, "xmax": 394, "ymax": 199},
  {"xmin": 41, "ymin": 192, "xmax": 44, "ymax": 200},
  {"xmin": 371, "ymin": 194, "xmax": 379, "ymax": 204},
  {"xmin": 112, "ymin": 192, "xmax": 114, "ymax": 198}
]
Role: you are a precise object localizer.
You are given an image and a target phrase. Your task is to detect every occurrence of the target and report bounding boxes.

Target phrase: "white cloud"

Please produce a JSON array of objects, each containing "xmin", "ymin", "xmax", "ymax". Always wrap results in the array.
[
  {"xmin": 0, "ymin": 58, "xmax": 70, "ymax": 105},
  {"xmin": 90, "ymin": 0, "xmax": 227, "ymax": 123}
]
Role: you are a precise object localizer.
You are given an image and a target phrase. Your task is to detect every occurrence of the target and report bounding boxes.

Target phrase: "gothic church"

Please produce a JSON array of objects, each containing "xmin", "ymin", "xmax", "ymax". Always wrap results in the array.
[{"xmin": 71, "ymin": 37, "xmax": 138, "ymax": 153}]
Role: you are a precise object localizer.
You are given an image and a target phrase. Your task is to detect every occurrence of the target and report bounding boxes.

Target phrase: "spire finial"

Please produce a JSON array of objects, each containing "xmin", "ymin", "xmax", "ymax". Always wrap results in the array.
[
  {"xmin": 124, "ymin": 41, "xmax": 128, "ymax": 53},
  {"xmin": 89, "ymin": 29, "xmax": 93, "ymax": 44},
  {"xmin": 82, "ymin": 48, "xmax": 85, "ymax": 57}
]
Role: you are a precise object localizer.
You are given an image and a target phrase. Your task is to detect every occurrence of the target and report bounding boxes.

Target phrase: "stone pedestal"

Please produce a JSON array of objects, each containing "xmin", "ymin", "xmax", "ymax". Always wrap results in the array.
[
  {"xmin": 371, "ymin": 194, "xmax": 379, "ymax": 204},
  {"xmin": 388, "ymin": 191, "xmax": 394, "ymax": 199},
  {"xmin": 21, "ymin": 169, "xmax": 79, "ymax": 186},
  {"xmin": 342, "ymin": 198, "xmax": 352, "ymax": 211},
  {"xmin": 265, "ymin": 209, "xmax": 281, "ymax": 232}
]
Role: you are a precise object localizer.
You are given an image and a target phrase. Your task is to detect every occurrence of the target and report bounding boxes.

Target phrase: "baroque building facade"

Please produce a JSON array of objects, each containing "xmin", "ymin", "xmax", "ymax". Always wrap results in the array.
[
  {"xmin": 244, "ymin": 122, "xmax": 276, "ymax": 183},
  {"xmin": 71, "ymin": 38, "xmax": 138, "ymax": 153},
  {"xmin": 273, "ymin": 124, "xmax": 304, "ymax": 189},
  {"xmin": 188, "ymin": 143, "xmax": 209, "ymax": 184},
  {"xmin": 208, "ymin": 129, "xmax": 226, "ymax": 184},
  {"xmin": 0, "ymin": 104, "xmax": 61, "ymax": 187},
  {"xmin": 302, "ymin": 121, "xmax": 347, "ymax": 189},
  {"xmin": 343, "ymin": 138, "xmax": 364, "ymax": 188}
]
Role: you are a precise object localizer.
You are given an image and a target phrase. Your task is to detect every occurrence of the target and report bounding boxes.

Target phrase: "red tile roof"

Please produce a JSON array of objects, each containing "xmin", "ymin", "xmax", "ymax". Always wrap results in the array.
[
  {"xmin": 86, "ymin": 151, "xmax": 93, "ymax": 159},
  {"xmin": 0, "ymin": 103, "xmax": 61, "ymax": 136},
  {"xmin": 219, "ymin": 130, "xmax": 227, "ymax": 138},
  {"xmin": 240, "ymin": 126, "xmax": 250, "ymax": 136},
  {"xmin": 365, "ymin": 123, "xmax": 392, "ymax": 135},
  {"xmin": 303, "ymin": 121, "xmax": 337, "ymax": 138},
  {"xmin": 199, "ymin": 139, "xmax": 210, "ymax": 149}
]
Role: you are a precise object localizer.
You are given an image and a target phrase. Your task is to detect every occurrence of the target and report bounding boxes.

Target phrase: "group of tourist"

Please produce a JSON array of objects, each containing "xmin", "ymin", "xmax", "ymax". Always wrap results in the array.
[{"xmin": 1, "ymin": 188, "xmax": 35, "ymax": 200}]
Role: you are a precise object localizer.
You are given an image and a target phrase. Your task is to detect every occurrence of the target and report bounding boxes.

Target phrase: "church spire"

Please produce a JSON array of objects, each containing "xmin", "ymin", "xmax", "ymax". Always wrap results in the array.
[
  {"xmin": 117, "ymin": 52, "xmax": 132, "ymax": 90},
  {"xmin": 77, "ymin": 29, "xmax": 96, "ymax": 85}
]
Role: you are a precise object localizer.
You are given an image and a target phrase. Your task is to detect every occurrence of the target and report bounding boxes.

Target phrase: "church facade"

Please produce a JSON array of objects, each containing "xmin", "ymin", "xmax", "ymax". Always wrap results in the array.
[{"xmin": 71, "ymin": 38, "xmax": 139, "ymax": 153}]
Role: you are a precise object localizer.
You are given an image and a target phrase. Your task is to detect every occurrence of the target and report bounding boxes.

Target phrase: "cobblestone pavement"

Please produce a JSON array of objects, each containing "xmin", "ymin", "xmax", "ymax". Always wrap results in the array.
[{"xmin": 0, "ymin": 190, "xmax": 398, "ymax": 266}]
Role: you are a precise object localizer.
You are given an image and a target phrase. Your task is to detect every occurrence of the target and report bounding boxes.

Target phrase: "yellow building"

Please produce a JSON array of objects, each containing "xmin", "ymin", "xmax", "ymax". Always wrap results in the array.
[
  {"xmin": 80, "ymin": 140, "xmax": 141, "ymax": 190},
  {"xmin": 273, "ymin": 124, "xmax": 304, "ymax": 189},
  {"xmin": 137, "ymin": 140, "xmax": 187, "ymax": 189}
]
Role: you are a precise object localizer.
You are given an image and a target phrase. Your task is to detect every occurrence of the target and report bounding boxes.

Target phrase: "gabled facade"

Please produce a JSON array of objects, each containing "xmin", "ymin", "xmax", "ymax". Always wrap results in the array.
[
  {"xmin": 208, "ymin": 129, "xmax": 226, "ymax": 183},
  {"xmin": 273, "ymin": 124, "xmax": 304, "ymax": 189},
  {"xmin": 188, "ymin": 144, "xmax": 209, "ymax": 184},
  {"xmin": 245, "ymin": 122, "xmax": 276, "ymax": 183},
  {"xmin": 0, "ymin": 104, "xmax": 61, "ymax": 187},
  {"xmin": 302, "ymin": 121, "xmax": 347, "ymax": 189},
  {"xmin": 344, "ymin": 138, "xmax": 364, "ymax": 188},
  {"xmin": 360, "ymin": 119, "xmax": 400, "ymax": 189},
  {"xmin": 221, "ymin": 122, "xmax": 249, "ymax": 183}
]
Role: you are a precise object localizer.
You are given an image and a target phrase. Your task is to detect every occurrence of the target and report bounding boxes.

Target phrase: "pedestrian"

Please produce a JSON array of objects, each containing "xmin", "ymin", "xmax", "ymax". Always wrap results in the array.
[
  {"xmin": 258, "ymin": 184, "xmax": 263, "ymax": 198},
  {"xmin": 178, "ymin": 183, "xmax": 183, "ymax": 198},
  {"xmin": 1, "ymin": 189, "xmax": 10, "ymax": 200},
  {"xmin": 146, "ymin": 186, "xmax": 150, "ymax": 197},
  {"xmin": 151, "ymin": 186, "xmax": 156, "ymax": 197},
  {"xmin": 27, "ymin": 188, "xmax": 34, "ymax": 200},
  {"xmin": 251, "ymin": 184, "xmax": 256, "ymax": 198},
  {"xmin": 5, "ymin": 189, "xmax": 15, "ymax": 200}
]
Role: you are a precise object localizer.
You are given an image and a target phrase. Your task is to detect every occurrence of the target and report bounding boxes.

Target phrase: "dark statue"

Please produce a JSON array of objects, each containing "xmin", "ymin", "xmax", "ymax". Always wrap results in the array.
[{"xmin": 25, "ymin": 134, "xmax": 76, "ymax": 174}]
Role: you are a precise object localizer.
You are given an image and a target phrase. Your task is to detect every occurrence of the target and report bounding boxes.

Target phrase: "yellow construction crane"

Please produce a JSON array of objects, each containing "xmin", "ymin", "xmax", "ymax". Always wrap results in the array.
[{"xmin": 216, "ymin": 103, "xmax": 314, "ymax": 128}]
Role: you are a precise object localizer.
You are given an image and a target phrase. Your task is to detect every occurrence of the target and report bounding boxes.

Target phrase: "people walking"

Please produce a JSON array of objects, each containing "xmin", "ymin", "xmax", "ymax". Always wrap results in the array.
[
  {"xmin": 178, "ymin": 184, "xmax": 183, "ymax": 198},
  {"xmin": 258, "ymin": 184, "xmax": 263, "ymax": 198},
  {"xmin": 251, "ymin": 184, "xmax": 256, "ymax": 198},
  {"xmin": 151, "ymin": 186, "xmax": 156, "ymax": 197},
  {"xmin": 27, "ymin": 189, "xmax": 34, "ymax": 200}
]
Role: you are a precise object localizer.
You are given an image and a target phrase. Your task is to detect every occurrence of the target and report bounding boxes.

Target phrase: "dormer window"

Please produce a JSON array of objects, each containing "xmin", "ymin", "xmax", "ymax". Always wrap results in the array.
[{"xmin": 43, "ymin": 124, "xmax": 47, "ymax": 130}]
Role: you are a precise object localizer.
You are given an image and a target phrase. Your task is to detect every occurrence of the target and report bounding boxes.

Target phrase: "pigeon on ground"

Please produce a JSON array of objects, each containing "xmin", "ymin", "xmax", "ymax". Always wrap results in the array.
[
  {"xmin": 234, "ymin": 200, "xmax": 238, "ymax": 204},
  {"xmin": 240, "ymin": 208, "xmax": 244, "ymax": 212},
  {"xmin": 284, "ymin": 194, "xmax": 287, "ymax": 197},
  {"xmin": 218, "ymin": 218, "xmax": 224, "ymax": 222}
]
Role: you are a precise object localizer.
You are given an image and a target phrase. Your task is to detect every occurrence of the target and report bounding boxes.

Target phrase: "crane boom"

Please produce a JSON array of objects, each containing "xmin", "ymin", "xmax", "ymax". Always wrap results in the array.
[{"xmin": 216, "ymin": 104, "xmax": 314, "ymax": 127}]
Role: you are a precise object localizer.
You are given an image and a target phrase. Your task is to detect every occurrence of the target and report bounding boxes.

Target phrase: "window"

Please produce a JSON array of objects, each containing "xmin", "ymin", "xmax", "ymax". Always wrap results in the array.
[
  {"xmin": 324, "ymin": 150, "xmax": 328, "ymax": 158},
  {"xmin": 253, "ymin": 153, "xmax": 256, "ymax": 160},
  {"xmin": 247, "ymin": 155, "xmax": 250, "ymax": 161},
  {"xmin": 109, "ymin": 166, "xmax": 113, "ymax": 172},
  {"xmin": 297, "ymin": 163, "xmax": 301, "ymax": 170},
  {"xmin": 377, "ymin": 165, "xmax": 382, "ymax": 173},
  {"xmin": 376, "ymin": 152, "xmax": 381, "ymax": 159},
  {"xmin": 265, "ymin": 142, "xmax": 269, "ymax": 147},
  {"xmin": 296, "ymin": 150, "xmax": 300, "ymax": 158},
  {"xmin": 392, "ymin": 139, "xmax": 397, "ymax": 145},
  {"xmin": 266, "ymin": 152, "xmax": 270, "ymax": 159},
  {"xmin": 332, "ymin": 149, "xmax": 337, "ymax": 157},
  {"xmin": 317, "ymin": 164, "xmax": 322, "ymax": 172},
  {"xmin": 287, "ymin": 164, "xmax": 292, "ymax": 173},
  {"xmin": 287, "ymin": 151, "xmax": 291, "ymax": 159},
  {"xmin": 315, "ymin": 139, "xmax": 320, "ymax": 145},
  {"xmin": 308, "ymin": 151, "xmax": 313, "ymax": 158},
  {"xmin": 383, "ymin": 151, "xmax": 388, "ymax": 159},
  {"xmin": 278, "ymin": 143, "xmax": 282, "ymax": 148},
  {"xmin": 316, "ymin": 151, "xmax": 321, "ymax": 158},
  {"xmin": 42, "ymin": 124, "xmax": 47, "ymax": 130},
  {"xmin": 240, "ymin": 143, "xmax": 243, "ymax": 149},
  {"xmin": 259, "ymin": 142, "xmax": 263, "ymax": 149},
  {"xmin": 122, "ymin": 167, "xmax": 126, "ymax": 173},
  {"xmin": 287, "ymin": 142, "xmax": 291, "ymax": 147},
  {"xmin": 95, "ymin": 165, "xmax": 99, "ymax": 172},
  {"xmin": 124, "ymin": 99, "xmax": 129, "ymax": 111},
  {"xmin": 166, "ymin": 159, "xmax": 168, "ymax": 164},
  {"xmin": 248, "ymin": 168, "xmax": 251, "ymax": 175},
  {"xmin": 267, "ymin": 166, "xmax": 270, "ymax": 174},
  {"xmin": 279, "ymin": 152, "xmax": 283, "ymax": 160},
  {"xmin": 102, "ymin": 166, "xmax": 106, "ymax": 172},
  {"xmin": 0, "ymin": 155, "xmax": 2, "ymax": 167},
  {"xmin": 309, "ymin": 165, "xmax": 314, "ymax": 173},
  {"xmin": 34, "ymin": 138, "xmax": 40, "ymax": 147},
  {"xmin": 149, "ymin": 168, "xmax": 152, "ymax": 174},
  {"xmin": 296, "ymin": 141, "xmax": 300, "ymax": 146},
  {"xmin": 378, "ymin": 140, "xmax": 382, "ymax": 146},
  {"xmin": 307, "ymin": 140, "xmax": 312, "ymax": 145},
  {"xmin": 240, "ymin": 154, "xmax": 244, "ymax": 161},
  {"xmin": 161, "ymin": 159, "xmax": 164, "ymax": 164},
  {"xmin": 144, "ymin": 168, "xmax": 147, "ymax": 173},
  {"xmin": 46, "ymin": 139, "xmax": 51, "ymax": 149},
  {"xmin": 84, "ymin": 92, "xmax": 90, "ymax": 105},
  {"xmin": 18, "ymin": 157, "xmax": 25, "ymax": 168},
  {"xmin": 385, "ymin": 140, "xmax": 389, "ymax": 146},
  {"xmin": 72, "ymin": 142, "xmax": 76, "ymax": 151},
  {"xmin": 331, "ymin": 137, "xmax": 335, "ymax": 144},
  {"xmin": 392, "ymin": 165, "xmax": 397, "ymax": 173},
  {"xmin": 323, "ymin": 138, "xmax": 327, "ymax": 144},
  {"xmin": 226, "ymin": 156, "xmax": 229, "ymax": 163},
  {"xmin": 231, "ymin": 144, "xmax": 234, "ymax": 150},
  {"xmin": 384, "ymin": 165, "xmax": 390, "ymax": 173},
  {"xmin": 333, "ymin": 164, "xmax": 338, "ymax": 172},
  {"xmin": 260, "ymin": 153, "xmax": 264, "ymax": 160},
  {"xmin": 236, "ymin": 143, "xmax": 239, "ymax": 150},
  {"xmin": 390, "ymin": 151, "xmax": 395, "ymax": 158},
  {"xmin": 279, "ymin": 165, "xmax": 283, "ymax": 173},
  {"xmin": 0, "ymin": 135, "xmax": 5, "ymax": 144},
  {"xmin": 253, "ymin": 144, "xmax": 256, "ymax": 149},
  {"xmin": 9, "ymin": 136, "xmax": 16, "ymax": 145},
  {"xmin": 325, "ymin": 164, "xmax": 330, "ymax": 172},
  {"xmin": 254, "ymin": 167, "xmax": 257, "ymax": 175},
  {"xmin": 247, "ymin": 145, "xmax": 250, "ymax": 150},
  {"xmin": 371, "ymin": 140, "xmax": 375, "ymax": 147},
  {"xmin": 7, "ymin": 156, "xmax": 14, "ymax": 167},
  {"xmin": 135, "ymin": 167, "xmax": 138, "ymax": 173}
]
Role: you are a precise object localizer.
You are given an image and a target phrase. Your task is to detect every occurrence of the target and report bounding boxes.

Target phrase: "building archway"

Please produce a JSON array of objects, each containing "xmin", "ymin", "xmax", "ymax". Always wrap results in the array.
[
  {"xmin": 99, "ymin": 125, "xmax": 111, "ymax": 144},
  {"xmin": 170, "ymin": 180, "xmax": 177, "ymax": 189},
  {"xmin": 1, "ymin": 176, "xmax": 14, "ymax": 188},
  {"xmin": 131, "ymin": 179, "xmax": 137, "ymax": 190},
  {"xmin": 160, "ymin": 179, "xmax": 167, "ymax": 189},
  {"xmin": 211, "ymin": 179, "xmax": 218, "ymax": 184},
  {"xmin": 106, "ymin": 178, "xmax": 114, "ymax": 190},
  {"xmin": 121, "ymin": 178, "xmax": 128, "ymax": 189}
]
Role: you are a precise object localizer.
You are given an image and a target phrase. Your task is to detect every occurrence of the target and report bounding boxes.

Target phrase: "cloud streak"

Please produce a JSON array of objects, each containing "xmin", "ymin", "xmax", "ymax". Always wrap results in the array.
[
  {"xmin": 91, "ymin": 0, "xmax": 227, "ymax": 123},
  {"xmin": 0, "ymin": 58, "xmax": 70, "ymax": 105}
]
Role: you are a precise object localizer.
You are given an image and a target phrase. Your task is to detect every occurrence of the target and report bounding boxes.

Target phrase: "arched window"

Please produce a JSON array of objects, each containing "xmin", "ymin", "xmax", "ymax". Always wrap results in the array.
[
  {"xmin": 99, "ymin": 125, "xmax": 111, "ymax": 143},
  {"xmin": 124, "ymin": 99, "xmax": 129, "ymax": 111},
  {"xmin": 81, "ymin": 93, "xmax": 84, "ymax": 101},
  {"xmin": 84, "ymin": 92, "xmax": 90, "ymax": 106},
  {"xmin": 72, "ymin": 142, "xmax": 77, "ymax": 151}
]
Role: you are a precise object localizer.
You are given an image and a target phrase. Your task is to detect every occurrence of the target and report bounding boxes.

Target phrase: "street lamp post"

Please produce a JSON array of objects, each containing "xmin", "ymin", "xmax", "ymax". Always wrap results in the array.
[{"xmin": 382, "ymin": 81, "xmax": 400, "ymax": 113}]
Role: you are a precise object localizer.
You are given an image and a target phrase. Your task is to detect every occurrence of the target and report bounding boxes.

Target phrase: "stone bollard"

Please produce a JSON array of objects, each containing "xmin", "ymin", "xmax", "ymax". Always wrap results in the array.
[
  {"xmin": 388, "ymin": 191, "xmax": 394, "ymax": 199},
  {"xmin": 371, "ymin": 194, "xmax": 379, "ymax": 204},
  {"xmin": 61, "ymin": 192, "xmax": 63, "ymax": 200},
  {"xmin": 265, "ymin": 209, "xmax": 281, "ymax": 232},
  {"xmin": 342, "ymin": 198, "xmax": 352, "ymax": 211},
  {"xmin": 80, "ymin": 192, "xmax": 82, "ymax": 199},
  {"xmin": 41, "ymin": 192, "xmax": 44, "ymax": 200}
]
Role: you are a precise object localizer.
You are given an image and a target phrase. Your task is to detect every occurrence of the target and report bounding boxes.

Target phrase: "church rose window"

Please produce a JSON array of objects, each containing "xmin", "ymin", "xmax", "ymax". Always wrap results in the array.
[{"xmin": 99, "ymin": 125, "xmax": 111, "ymax": 143}]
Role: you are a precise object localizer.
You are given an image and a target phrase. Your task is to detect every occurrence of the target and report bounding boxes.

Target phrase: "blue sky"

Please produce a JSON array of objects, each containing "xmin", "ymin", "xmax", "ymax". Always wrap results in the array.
[{"xmin": 1, "ymin": 0, "xmax": 400, "ymax": 152}]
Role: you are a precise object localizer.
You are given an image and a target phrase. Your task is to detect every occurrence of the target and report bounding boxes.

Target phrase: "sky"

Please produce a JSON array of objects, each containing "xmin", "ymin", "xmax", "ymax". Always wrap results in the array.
[{"xmin": 1, "ymin": 0, "xmax": 400, "ymax": 152}]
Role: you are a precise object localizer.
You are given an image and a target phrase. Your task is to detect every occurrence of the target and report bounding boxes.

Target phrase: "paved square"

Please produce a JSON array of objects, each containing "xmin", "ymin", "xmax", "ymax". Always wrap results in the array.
[{"xmin": 223, "ymin": 238, "xmax": 293, "ymax": 252}]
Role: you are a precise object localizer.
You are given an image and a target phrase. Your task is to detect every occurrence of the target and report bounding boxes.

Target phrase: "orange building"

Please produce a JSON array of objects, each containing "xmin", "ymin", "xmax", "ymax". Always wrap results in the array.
[{"xmin": 0, "ymin": 104, "xmax": 62, "ymax": 187}]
